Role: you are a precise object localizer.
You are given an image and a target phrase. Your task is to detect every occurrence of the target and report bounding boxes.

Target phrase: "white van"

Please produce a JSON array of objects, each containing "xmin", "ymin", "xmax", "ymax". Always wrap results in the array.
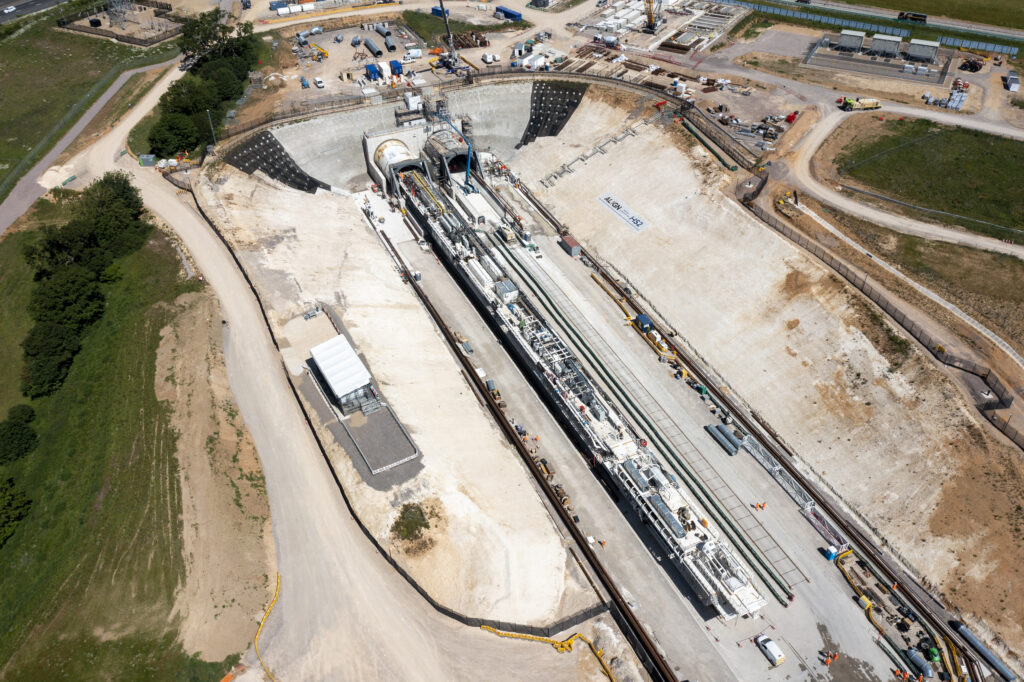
[
  {"xmin": 755, "ymin": 635, "xmax": 785, "ymax": 666},
  {"xmin": 313, "ymin": 77, "xmax": 325, "ymax": 88}
]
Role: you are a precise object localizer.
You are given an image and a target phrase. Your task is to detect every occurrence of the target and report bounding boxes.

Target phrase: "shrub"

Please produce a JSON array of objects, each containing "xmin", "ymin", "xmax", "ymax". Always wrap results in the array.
[
  {"xmin": 198, "ymin": 62, "xmax": 245, "ymax": 101},
  {"xmin": 148, "ymin": 112, "xmax": 202, "ymax": 158},
  {"xmin": 159, "ymin": 74, "xmax": 220, "ymax": 117},
  {"xmin": 6, "ymin": 405, "xmax": 35, "ymax": 425},
  {"xmin": 391, "ymin": 503, "xmax": 430, "ymax": 541},
  {"xmin": 0, "ymin": 478, "xmax": 31, "ymax": 550},
  {"xmin": 21, "ymin": 321, "xmax": 82, "ymax": 398},
  {"xmin": 28, "ymin": 266, "xmax": 105, "ymax": 332},
  {"xmin": 0, "ymin": 421, "xmax": 38, "ymax": 465}
]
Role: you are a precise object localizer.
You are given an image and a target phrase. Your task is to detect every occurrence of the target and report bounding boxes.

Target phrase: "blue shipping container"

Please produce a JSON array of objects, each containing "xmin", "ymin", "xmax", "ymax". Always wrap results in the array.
[
  {"xmin": 431, "ymin": 6, "xmax": 449, "ymax": 16},
  {"xmin": 389, "ymin": 59, "xmax": 403, "ymax": 75},
  {"xmin": 269, "ymin": 0, "xmax": 286, "ymax": 8},
  {"xmin": 365, "ymin": 64, "xmax": 381, "ymax": 80},
  {"xmin": 496, "ymin": 5, "xmax": 522, "ymax": 20}
]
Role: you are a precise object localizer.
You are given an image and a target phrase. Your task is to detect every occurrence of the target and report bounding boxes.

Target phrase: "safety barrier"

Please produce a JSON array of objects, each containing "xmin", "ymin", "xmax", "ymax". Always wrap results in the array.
[{"xmin": 177, "ymin": 178, "xmax": 610, "ymax": 639}]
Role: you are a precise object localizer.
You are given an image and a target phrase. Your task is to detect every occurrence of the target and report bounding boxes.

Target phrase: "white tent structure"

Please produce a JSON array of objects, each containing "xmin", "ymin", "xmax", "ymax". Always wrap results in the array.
[{"xmin": 310, "ymin": 334, "xmax": 372, "ymax": 403}]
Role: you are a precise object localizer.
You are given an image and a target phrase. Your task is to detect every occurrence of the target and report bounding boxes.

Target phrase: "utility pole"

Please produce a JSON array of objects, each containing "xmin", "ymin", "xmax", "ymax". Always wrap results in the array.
[{"xmin": 206, "ymin": 109, "xmax": 217, "ymax": 146}]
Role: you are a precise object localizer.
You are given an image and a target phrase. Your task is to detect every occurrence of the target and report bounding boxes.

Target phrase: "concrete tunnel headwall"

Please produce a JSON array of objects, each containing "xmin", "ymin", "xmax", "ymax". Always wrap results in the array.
[{"xmin": 264, "ymin": 80, "xmax": 593, "ymax": 190}]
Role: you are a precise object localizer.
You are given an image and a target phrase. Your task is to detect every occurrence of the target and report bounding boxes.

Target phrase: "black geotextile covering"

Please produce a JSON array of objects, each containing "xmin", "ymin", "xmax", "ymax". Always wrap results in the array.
[
  {"xmin": 225, "ymin": 131, "xmax": 330, "ymax": 194},
  {"xmin": 516, "ymin": 81, "xmax": 589, "ymax": 149}
]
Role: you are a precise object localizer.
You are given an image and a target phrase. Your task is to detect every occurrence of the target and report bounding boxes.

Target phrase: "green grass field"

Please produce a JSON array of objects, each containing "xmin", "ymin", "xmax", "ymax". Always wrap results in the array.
[
  {"xmin": 129, "ymin": 109, "xmax": 161, "ymax": 156},
  {"xmin": 401, "ymin": 10, "xmax": 532, "ymax": 47},
  {"xmin": 816, "ymin": 203, "xmax": 1024, "ymax": 356},
  {"xmin": 746, "ymin": 0, "xmax": 1024, "ymax": 49},
  {"xmin": 0, "ymin": 17, "xmax": 177, "ymax": 202},
  {"xmin": 831, "ymin": 0, "xmax": 1024, "ymax": 32},
  {"xmin": 836, "ymin": 118, "xmax": 1024, "ymax": 239},
  {"xmin": 0, "ymin": 205, "xmax": 233, "ymax": 679}
]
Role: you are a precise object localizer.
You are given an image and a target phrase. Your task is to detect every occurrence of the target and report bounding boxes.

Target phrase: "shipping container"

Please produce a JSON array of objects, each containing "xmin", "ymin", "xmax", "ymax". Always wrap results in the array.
[
  {"xmin": 389, "ymin": 59, "xmax": 403, "ymax": 75},
  {"xmin": 365, "ymin": 63, "xmax": 381, "ymax": 80},
  {"xmin": 495, "ymin": 5, "xmax": 522, "ymax": 21},
  {"xmin": 431, "ymin": 6, "xmax": 449, "ymax": 16}
]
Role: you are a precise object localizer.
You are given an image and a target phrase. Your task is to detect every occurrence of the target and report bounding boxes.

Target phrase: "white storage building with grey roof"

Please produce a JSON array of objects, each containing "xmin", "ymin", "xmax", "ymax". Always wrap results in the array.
[{"xmin": 310, "ymin": 334, "xmax": 373, "ymax": 403}]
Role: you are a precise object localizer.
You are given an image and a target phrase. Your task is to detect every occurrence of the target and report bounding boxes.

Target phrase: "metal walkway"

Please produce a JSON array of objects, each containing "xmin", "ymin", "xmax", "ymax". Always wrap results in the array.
[{"xmin": 509, "ymin": 244, "xmax": 806, "ymax": 589}]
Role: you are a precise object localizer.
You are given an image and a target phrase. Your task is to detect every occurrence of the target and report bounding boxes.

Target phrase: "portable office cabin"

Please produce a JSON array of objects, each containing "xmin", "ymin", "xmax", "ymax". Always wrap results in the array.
[
  {"xmin": 870, "ymin": 33, "xmax": 901, "ymax": 57},
  {"xmin": 1007, "ymin": 71, "xmax": 1020, "ymax": 92},
  {"xmin": 906, "ymin": 38, "xmax": 939, "ymax": 62}
]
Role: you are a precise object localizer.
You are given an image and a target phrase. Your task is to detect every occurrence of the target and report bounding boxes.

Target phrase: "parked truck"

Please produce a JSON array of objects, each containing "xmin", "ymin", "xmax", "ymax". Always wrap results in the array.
[{"xmin": 840, "ymin": 96, "xmax": 881, "ymax": 111}]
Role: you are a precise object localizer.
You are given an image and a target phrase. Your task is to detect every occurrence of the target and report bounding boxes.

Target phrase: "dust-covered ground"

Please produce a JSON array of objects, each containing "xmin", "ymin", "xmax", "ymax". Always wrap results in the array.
[
  {"xmin": 508, "ymin": 90, "xmax": 1024, "ymax": 664},
  {"xmin": 192, "ymin": 165, "xmax": 597, "ymax": 627},
  {"xmin": 155, "ymin": 288, "xmax": 277, "ymax": 661}
]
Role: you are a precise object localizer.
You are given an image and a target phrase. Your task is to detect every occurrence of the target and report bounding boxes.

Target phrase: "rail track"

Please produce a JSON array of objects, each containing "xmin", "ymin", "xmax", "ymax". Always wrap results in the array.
[
  {"xmin": 486, "ymin": 232, "xmax": 798, "ymax": 607},
  {"xmin": 378, "ymin": 231, "xmax": 680, "ymax": 682},
  {"xmin": 506, "ymin": 177, "xmax": 988, "ymax": 682}
]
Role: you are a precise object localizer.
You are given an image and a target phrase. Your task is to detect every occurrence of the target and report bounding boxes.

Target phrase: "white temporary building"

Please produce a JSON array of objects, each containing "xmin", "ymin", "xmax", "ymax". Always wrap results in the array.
[{"xmin": 310, "ymin": 334, "xmax": 372, "ymax": 402}]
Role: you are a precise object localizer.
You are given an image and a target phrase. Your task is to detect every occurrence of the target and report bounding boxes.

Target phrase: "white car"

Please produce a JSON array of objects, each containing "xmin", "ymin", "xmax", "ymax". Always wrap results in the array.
[
  {"xmin": 3, "ymin": 6, "xmax": 16, "ymax": 14},
  {"xmin": 755, "ymin": 635, "xmax": 785, "ymax": 667},
  {"xmin": 313, "ymin": 76, "xmax": 325, "ymax": 88}
]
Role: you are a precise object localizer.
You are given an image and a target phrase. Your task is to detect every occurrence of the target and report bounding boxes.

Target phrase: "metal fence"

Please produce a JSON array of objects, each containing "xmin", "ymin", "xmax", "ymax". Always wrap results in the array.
[
  {"xmin": 739, "ymin": 197, "xmax": 1018, "ymax": 424},
  {"xmin": 718, "ymin": 0, "xmax": 1019, "ymax": 56},
  {"xmin": 716, "ymin": 0, "xmax": 910, "ymax": 37},
  {"xmin": 56, "ymin": 1, "xmax": 180, "ymax": 46},
  {"xmin": 938, "ymin": 36, "xmax": 1018, "ymax": 57}
]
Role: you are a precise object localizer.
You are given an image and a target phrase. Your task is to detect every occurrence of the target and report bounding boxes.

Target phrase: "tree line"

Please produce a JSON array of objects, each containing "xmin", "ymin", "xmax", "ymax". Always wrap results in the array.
[
  {"xmin": 21, "ymin": 172, "xmax": 152, "ymax": 397},
  {"xmin": 1, "ymin": 172, "xmax": 153, "ymax": 550},
  {"xmin": 148, "ymin": 11, "xmax": 263, "ymax": 158}
]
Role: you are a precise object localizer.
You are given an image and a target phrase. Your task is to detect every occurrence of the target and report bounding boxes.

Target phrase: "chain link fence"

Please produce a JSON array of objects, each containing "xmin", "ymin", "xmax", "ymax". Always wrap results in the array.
[{"xmin": 56, "ymin": 1, "xmax": 180, "ymax": 46}]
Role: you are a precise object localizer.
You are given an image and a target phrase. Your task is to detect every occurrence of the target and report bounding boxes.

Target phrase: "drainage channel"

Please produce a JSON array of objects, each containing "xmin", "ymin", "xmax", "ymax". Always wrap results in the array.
[{"xmin": 488, "ymin": 232, "xmax": 794, "ymax": 606}]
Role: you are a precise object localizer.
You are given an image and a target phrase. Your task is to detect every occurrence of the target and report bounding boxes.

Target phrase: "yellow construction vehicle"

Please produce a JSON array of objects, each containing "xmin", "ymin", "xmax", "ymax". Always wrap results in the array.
[
  {"xmin": 310, "ymin": 42, "xmax": 328, "ymax": 58},
  {"xmin": 533, "ymin": 456, "xmax": 555, "ymax": 480},
  {"xmin": 480, "ymin": 626, "xmax": 614, "ymax": 680}
]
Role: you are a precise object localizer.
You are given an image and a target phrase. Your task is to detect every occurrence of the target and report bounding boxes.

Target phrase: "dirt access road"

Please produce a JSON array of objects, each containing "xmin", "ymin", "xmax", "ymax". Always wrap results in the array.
[
  {"xmin": 0, "ymin": 57, "xmax": 180, "ymax": 236},
  {"xmin": 784, "ymin": 107, "xmax": 1024, "ymax": 262},
  {"xmin": 57, "ymin": 70, "xmax": 594, "ymax": 680}
]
